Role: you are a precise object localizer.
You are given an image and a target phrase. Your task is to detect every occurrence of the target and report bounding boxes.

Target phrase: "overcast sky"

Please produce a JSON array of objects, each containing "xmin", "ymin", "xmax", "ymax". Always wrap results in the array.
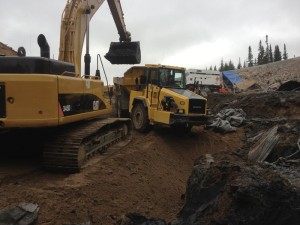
[{"xmin": 1, "ymin": 0, "xmax": 300, "ymax": 84}]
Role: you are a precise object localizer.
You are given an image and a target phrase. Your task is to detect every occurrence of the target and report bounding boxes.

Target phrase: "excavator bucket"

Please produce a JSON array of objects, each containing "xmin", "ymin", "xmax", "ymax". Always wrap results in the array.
[{"xmin": 105, "ymin": 41, "xmax": 141, "ymax": 64}]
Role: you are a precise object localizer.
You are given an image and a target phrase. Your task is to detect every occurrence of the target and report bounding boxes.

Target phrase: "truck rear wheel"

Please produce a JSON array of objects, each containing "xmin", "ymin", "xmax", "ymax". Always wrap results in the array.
[{"xmin": 131, "ymin": 103, "xmax": 149, "ymax": 132}]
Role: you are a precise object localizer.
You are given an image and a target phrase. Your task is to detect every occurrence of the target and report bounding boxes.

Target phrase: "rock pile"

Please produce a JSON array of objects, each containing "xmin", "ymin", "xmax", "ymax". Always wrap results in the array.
[
  {"xmin": 0, "ymin": 42, "xmax": 17, "ymax": 56},
  {"xmin": 236, "ymin": 57, "xmax": 300, "ymax": 90},
  {"xmin": 172, "ymin": 153, "xmax": 300, "ymax": 225}
]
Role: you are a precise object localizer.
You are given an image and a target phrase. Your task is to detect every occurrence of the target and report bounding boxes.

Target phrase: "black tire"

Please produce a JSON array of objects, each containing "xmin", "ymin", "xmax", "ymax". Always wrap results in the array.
[{"xmin": 131, "ymin": 103, "xmax": 149, "ymax": 132}]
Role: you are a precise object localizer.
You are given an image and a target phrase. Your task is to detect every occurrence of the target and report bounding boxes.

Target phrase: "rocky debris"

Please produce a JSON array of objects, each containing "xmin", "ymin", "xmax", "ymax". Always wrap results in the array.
[
  {"xmin": 248, "ymin": 126, "xmax": 280, "ymax": 162},
  {"xmin": 0, "ymin": 42, "xmax": 17, "ymax": 56},
  {"xmin": 236, "ymin": 57, "xmax": 300, "ymax": 90},
  {"xmin": 206, "ymin": 108, "xmax": 246, "ymax": 133},
  {"xmin": 0, "ymin": 203, "xmax": 39, "ymax": 225},
  {"xmin": 171, "ymin": 153, "xmax": 300, "ymax": 225},
  {"xmin": 207, "ymin": 92, "xmax": 300, "ymax": 119},
  {"xmin": 208, "ymin": 91, "xmax": 300, "ymax": 162},
  {"xmin": 131, "ymin": 91, "xmax": 300, "ymax": 225}
]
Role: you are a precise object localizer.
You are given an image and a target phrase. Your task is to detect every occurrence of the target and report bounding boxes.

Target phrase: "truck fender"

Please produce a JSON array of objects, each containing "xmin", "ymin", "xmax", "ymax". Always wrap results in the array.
[{"xmin": 132, "ymin": 98, "xmax": 148, "ymax": 109}]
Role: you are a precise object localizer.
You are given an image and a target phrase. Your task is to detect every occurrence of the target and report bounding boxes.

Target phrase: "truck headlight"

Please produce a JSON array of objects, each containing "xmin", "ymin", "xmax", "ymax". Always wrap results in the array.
[{"xmin": 177, "ymin": 109, "xmax": 185, "ymax": 114}]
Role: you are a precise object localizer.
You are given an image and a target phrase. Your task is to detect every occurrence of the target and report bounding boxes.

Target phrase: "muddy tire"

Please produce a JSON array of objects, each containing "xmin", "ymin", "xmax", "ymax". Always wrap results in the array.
[{"xmin": 131, "ymin": 103, "xmax": 149, "ymax": 132}]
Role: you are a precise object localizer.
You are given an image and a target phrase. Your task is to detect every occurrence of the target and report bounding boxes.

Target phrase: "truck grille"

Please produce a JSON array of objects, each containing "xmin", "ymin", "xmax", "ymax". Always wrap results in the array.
[
  {"xmin": 189, "ymin": 99, "xmax": 206, "ymax": 114},
  {"xmin": 0, "ymin": 84, "xmax": 6, "ymax": 118}
]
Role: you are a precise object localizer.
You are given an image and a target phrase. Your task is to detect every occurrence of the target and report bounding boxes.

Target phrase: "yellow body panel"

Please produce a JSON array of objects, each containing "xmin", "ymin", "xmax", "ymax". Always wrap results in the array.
[
  {"xmin": 129, "ymin": 90, "xmax": 143, "ymax": 112},
  {"xmin": 2, "ymin": 74, "xmax": 58, "ymax": 127},
  {"xmin": 57, "ymin": 76, "xmax": 112, "ymax": 125},
  {"xmin": 0, "ymin": 74, "xmax": 112, "ymax": 129},
  {"xmin": 149, "ymin": 109, "xmax": 170, "ymax": 125},
  {"xmin": 129, "ymin": 89, "xmax": 173, "ymax": 124},
  {"xmin": 58, "ymin": 76, "xmax": 85, "ymax": 94}
]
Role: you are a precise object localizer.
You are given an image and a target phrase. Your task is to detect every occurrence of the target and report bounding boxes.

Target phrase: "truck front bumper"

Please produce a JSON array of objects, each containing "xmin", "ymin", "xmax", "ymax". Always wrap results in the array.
[{"xmin": 170, "ymin": 114, "xmax": 208, "ymax": 125}]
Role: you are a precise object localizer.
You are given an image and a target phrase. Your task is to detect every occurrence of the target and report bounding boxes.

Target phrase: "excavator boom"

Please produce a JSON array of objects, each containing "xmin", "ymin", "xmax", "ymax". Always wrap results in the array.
[
  {"xmin": 104, "ymin": 0, "xmax": 141, "ymax": 64},
  {"xmin": 59, "ymin": 0, "xmax": 140, "ymax": 74}
]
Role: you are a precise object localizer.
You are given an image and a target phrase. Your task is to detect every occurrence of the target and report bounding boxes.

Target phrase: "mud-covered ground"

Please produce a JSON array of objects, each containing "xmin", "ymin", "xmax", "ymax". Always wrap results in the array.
[{"xmin": 0, "ymin": 91, "xmax": 300, "ymax": 225}]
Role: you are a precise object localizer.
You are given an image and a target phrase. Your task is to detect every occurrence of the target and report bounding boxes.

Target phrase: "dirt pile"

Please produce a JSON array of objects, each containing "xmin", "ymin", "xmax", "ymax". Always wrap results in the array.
[
  {"xmin": 0, "ymin": 42, "xmax": 17, "ymax": 56},
  {"xmin": 0, "ymin": 127, "xmax": 244, "ymax": 225},
  {"xmin": 236, "ymin": 57, "xmax": 300, "ymax": 90}
]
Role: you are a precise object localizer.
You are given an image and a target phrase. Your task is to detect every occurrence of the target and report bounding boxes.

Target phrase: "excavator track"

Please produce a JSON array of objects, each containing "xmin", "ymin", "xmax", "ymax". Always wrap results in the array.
[{"xmin": 42, "ymin": 118, "xmax": 131, "ymax": 173}]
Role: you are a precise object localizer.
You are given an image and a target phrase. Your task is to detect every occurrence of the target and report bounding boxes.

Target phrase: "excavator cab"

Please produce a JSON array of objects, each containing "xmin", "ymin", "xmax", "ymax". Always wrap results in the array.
[{"xmin": 105, "ymin": 41, "xmax": 141, "ymax": 64}]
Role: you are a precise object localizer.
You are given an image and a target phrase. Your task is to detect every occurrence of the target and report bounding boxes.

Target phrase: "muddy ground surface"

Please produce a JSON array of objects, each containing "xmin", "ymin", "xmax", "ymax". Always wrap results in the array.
[
  {"xmin": 0, "ymin": 124, "xmax": 243, "ymax": 225},
  {"xmin": 0, "ymin": 91, "xmax": 300, "ymax": 225}
]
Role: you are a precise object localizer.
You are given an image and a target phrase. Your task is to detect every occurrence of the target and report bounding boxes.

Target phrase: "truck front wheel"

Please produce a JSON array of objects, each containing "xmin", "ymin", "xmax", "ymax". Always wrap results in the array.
[{"xmin": 131, "ymin": 103, "xmax": 149, "ymax": 132}]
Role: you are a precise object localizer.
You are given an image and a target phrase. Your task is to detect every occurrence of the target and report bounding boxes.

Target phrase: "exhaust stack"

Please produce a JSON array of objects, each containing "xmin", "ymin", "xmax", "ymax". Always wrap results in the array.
[{"xmin": 37, "ymin": 34, "xmax": 50, "ymax": 58}]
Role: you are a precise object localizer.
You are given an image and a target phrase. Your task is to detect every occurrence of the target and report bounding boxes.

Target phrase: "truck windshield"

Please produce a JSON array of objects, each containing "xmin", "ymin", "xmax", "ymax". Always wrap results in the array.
[{"xmin": 159, "ymin": 68, "xmax": 186, "ymax": 88}]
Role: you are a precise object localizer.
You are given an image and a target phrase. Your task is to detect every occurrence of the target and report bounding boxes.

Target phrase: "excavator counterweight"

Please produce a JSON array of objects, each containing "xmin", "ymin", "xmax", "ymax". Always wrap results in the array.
[{"xmin": 105, "ymin": 41, "xmax": 141, "ymax": 64}]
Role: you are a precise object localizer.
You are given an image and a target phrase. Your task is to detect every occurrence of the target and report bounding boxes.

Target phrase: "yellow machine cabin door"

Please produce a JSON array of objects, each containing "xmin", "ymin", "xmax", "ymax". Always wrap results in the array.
[{"xmin": 146, "ymin": 69, "xmax": 160, "ymax": 108}]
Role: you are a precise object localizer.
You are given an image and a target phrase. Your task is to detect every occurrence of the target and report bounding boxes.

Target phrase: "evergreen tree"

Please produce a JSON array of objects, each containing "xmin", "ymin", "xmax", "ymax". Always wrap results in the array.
[
  {"xmin": 263, "ymin": 35, "xmax": 270, "ymax": 64},
  {"xmin": 269, "ymin": 44, "xmax": 273, "ymax": 62},
  {"xmin": 283, "ymin": 43, "xmax": 288, "ymax": 60},
  {"xmin": 219, "ymin": 59, "xmax": 224, "ymax": 71},
  {"xmin": 224, "ymin": 62, "xmax": 229, "ymax": 71},
  {"xmin": 254, "ymin": 58, "xmax": 257, "ymax": 66},
  {"xmin": 257, "ymin": 40, "xmax": 265, "ymax": 65},
  {"xmin": 228, "ymin": 60, "xmax": 235, "ymax": 70},
  {"xmin": 209, "ymin": 65, "xmax": 213, "ymax": 70},
  {"xmin": 243, "ymin": 61, "xmax": 246, "ymax": 68},
  {"xmin": 263, "ymin": 51, "xmax": 268, "ymax": 64},
  {"xmin": 237, "ymin": 57, "xmax": 242, "ymax": 69},
  {"xmin": 274, "ymin": 45, "xmax": 282, "ymax": 62},
  {"xmin": 248, "ymin": 46, "xmax": 253, "ymax": 67},
  {"xmin": 214, "ymin": 65, "xmax": 217, "ymax": 71}
]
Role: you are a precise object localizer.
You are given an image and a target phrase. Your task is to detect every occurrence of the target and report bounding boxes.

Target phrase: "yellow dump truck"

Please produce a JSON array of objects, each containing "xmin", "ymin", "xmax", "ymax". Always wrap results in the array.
[{"xmin": 113, "ymin": 64, "xmax": 208, "ymax": 132}]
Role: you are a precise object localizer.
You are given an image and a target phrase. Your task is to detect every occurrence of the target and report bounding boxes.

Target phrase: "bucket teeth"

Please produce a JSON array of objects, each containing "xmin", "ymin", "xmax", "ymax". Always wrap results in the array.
[{"xmin": 105, "ymin": 41, "xmax": 141, "ymax": 64}]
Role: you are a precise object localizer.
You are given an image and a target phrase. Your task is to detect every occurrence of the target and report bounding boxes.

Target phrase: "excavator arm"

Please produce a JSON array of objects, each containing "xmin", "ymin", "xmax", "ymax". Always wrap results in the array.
[
  {"xmin": 107, "ymin": 0, "xmax": 131, "ymax": 42},
  {"xmin": 59, "ymin": 0, "xmax": 140, "ymax": 75}
]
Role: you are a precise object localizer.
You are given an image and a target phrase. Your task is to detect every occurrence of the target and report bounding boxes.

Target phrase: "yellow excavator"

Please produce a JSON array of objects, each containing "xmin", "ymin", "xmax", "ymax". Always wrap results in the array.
[{"xmin": 0, "ymin": 0, "xmax": 141, "ymax": 172}]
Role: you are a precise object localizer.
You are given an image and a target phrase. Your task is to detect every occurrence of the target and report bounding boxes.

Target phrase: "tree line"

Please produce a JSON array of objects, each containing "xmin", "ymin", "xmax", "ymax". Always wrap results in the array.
[{"xmin": 210, "ymin": 35, "xmax": 289, "ymax": 72}]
